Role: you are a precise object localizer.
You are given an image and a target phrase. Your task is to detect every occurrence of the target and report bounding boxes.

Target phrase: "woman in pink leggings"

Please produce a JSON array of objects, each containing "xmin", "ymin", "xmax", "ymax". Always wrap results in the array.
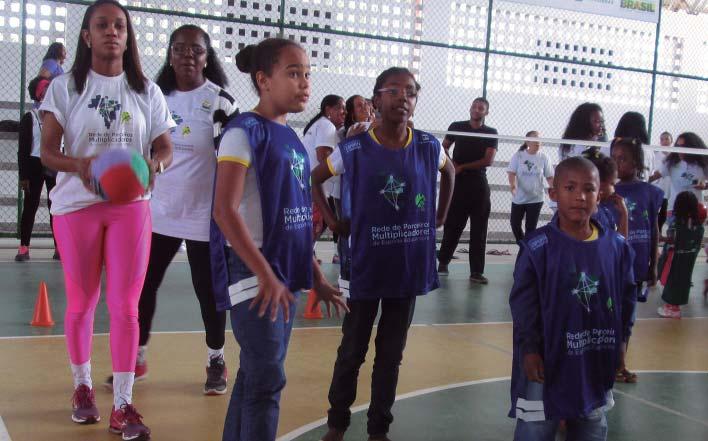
[{"xmin": 39, "ymin": 1, "xmax": 174, "ymax": 439}]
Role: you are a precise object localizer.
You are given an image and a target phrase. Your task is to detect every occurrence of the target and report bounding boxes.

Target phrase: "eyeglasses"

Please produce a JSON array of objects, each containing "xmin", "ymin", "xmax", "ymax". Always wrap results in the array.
[
  {"xmin": 377, "ymin": 88, "xmax": 418, "ymax": 99},
  {"xmin": 172, "ymin": 44, "xmax": 207, "ymax": 55}
]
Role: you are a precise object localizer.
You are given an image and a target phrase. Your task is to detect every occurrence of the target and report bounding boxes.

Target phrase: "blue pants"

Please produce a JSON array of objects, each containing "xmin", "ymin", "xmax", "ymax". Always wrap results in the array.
[
  {"xmin": 221, "ymin": 251, "xmax": 298, "ymax": 441},
  {"xmin": 514, "ymin": 382, "xmax": 608, "ymax": 441}
]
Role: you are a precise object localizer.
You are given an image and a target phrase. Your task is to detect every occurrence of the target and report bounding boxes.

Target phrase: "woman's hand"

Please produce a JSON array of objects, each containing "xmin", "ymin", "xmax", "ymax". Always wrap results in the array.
[{"xmin": 75, "ymin": 156, "xmax": 96, "ymax": 193}]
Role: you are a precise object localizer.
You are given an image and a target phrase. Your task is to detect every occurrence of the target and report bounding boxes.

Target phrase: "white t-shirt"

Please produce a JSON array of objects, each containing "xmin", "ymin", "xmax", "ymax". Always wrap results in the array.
[
  {"xmin": 151, "ymin": 80, "xmax": 238, "ymax": 241},
  {"xmin": 216, "ymin": 127, "xmax": 263, "ymax": 247},
  {"xmin": 507, "ymin": 150, "xmax": 552, "ymax": 205},
  {"xmin": 302, "ymin": 116, "xmax": 338, "ymax": 197},
  {"xmin": 40, "ymin": 70, "xmax": 175, "ymax": 215},
  {"xmin": 659, "ymin": 160, "xmax": 707, "ymax": 210},
  {"xmin": 29, "ymin": 110, "xmax": 42, "ymax": 157},
  {"xmin": 651, "ymin": 151, "xmax": 670, "ymax": 198},
  {"xmin": 327, "ymin": 129, "xmax": 447, "ymax": 176}
]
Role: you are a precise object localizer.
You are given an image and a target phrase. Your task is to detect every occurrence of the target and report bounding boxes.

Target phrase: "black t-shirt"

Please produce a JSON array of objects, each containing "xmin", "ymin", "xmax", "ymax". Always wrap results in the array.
[{"xmin": 444, "ymin": 121, "xmax": 498, "ymax": 177}]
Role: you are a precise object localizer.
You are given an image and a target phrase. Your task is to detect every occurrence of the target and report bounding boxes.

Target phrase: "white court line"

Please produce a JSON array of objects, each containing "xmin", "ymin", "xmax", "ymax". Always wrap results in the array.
[
  {"xmin": 1, "ymin": 316, "xmax": 707, "ymax": 340},
  {"xmin": 275, "ymin": 377, "xmax": 511, "ymax": 441},
  {"xmin": 0, "ymin": 416, "xmax": 12, "ymax": 441},
  {"xmin": 276, "ymin": 370, "xmax": 708, "ymax": 441}
]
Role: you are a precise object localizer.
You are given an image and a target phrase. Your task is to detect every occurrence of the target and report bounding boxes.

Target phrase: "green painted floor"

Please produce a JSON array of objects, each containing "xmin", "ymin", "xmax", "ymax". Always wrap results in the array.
[
  {"xmin": 287, "ymin": 373, "xmax": 708, "ymax": 441},
  {"xmin": 2, "ymin": 261, "xmax": 708, "ymax": 337}
]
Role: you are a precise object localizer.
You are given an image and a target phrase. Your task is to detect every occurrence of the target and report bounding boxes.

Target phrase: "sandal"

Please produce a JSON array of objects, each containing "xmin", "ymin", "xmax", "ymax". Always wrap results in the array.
[{"xmin": 457, "ymin": 248, "xmax": 469, "ymax": 253}]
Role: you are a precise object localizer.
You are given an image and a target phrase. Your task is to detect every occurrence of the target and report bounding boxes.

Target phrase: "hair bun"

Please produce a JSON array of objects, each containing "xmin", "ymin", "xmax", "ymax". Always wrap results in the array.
[{"xmin": 235, "ymin": 45, "xmax": 256, "ymax": 73}]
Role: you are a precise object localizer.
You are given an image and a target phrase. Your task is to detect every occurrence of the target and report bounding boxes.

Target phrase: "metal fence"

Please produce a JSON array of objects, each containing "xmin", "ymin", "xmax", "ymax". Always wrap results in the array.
[{"xmin": 2, "ymin": 0, "xmax": 706, "ymax": 241}]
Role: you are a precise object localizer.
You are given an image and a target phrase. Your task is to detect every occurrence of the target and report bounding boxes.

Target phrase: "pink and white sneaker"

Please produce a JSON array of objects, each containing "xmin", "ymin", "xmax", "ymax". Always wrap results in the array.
[
  {"xmin": 657, "ymin": 304, "xmax": 681, "ymax": 319},
  {"xmin": 71, "ymin": 384, "xmax": 100, "ymax": 424},
  {"xmin": 109, "ymin": 404, "xmax": 150, "ymax": 440}
]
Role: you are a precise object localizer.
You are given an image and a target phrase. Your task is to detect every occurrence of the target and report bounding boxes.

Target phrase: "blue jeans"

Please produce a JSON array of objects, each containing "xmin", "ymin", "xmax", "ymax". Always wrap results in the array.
[
  {"xmin": 222, "ymin": 252, "xmax": 299, "ymax": 441},
  {"xmin": 514, "ymin": 382, "xmax": 608, "ymax": 441}
]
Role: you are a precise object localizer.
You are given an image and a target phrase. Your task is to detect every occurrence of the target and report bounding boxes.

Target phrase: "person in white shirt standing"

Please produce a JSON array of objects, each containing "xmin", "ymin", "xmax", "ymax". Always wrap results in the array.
[
  {"xmin": 507, "ymin": 131, "xmax": 553, "ymax": 243},
  {"xmin": 39, "ymin": 1, "xmax": 175, "ymax": 439},
  {"xmin": 103, "ymin": 25, "xmax": 239, "ymax": 397},
  {"xmin": 302, "ymin": 95, "xmax": 345, "ymax": 243}
]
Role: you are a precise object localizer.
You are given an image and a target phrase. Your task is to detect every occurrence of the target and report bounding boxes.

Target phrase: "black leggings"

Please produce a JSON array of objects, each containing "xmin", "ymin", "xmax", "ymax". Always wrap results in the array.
[
  {"xmin": 510, "ymin": 202, "xmax": 543, "ymax": 243},
  {"xmin": 658, "ymin": 198, "xmax": 668, "ymax": 233},
  {"xmin": 138, "ymin": 232, "xmax": 226, "ymax": 349},
  {"xmin": 19, "ymin": 157, "xmax": 56, "ymax": 246}
]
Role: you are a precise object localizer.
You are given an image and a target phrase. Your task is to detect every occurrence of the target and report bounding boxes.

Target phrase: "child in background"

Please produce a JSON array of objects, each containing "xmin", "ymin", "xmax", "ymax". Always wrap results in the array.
[
  {"xmin": 509, "ymin": 156, "xmax": 636, "ymax": 441},
  {"xmin": 507, "ymin": 131, "xmax": 553, "ymax": 243},
  {"xmin": 611, "ymin": 138, "xmax": 663, "ymax": 383},
  {"xmin": 657, "ymin": 191, "xmax": 704, "ymax": 319},
  {"xmin": 582, "ymin": 149, "xmax": 628, "ymax": 238}
]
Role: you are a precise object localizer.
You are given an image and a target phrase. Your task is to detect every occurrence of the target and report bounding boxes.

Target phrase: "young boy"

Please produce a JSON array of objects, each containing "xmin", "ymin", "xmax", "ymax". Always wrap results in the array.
[{"xmin": 509, "ymin": 157, "xmax": 636, "ymax": 441}]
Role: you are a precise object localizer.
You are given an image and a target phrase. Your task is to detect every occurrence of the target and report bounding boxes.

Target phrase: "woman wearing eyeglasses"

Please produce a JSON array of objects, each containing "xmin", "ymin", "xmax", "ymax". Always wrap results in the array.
[
  {"xmin": 312, "ymin": 67, "xmax": 455, "ymax": 441},
  {"xmin": 104, "ymin": 25, "xmax": 239, "ymax": 395}
]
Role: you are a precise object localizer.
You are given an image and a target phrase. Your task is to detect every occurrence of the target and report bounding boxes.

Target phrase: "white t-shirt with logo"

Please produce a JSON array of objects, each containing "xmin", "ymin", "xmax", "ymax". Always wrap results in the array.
[
  {"xmin": 508, "ymin": 150, "xmax": 553, "ymax": 205},
  {"xmin": 302, "ymin": 116, "xmax": 338, "ymax": 197},
  {"xmin": 651, "ymin": 151, "xmax": 670, "ymax": 199},
  {"xmin": 216, "ymin": 127, "xmax": 263, "ymax": 247},
  {"xmin": 40, "ymin": 70, "xmax": 175, "ymax": 215},
  {"xmin": 151, "ymin": 80, "xmax": 238, "ymax": 242},
  {"xmin": 659, "ymin": 160, "xmax": 706, "ymax": 209}
]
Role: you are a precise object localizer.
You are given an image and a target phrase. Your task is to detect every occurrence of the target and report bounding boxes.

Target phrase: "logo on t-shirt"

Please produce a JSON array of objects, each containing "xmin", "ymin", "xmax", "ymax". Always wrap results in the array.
[
  {"xmin": 201, "ymin": 100, "xmax": 212, "ymax": 111},
  {"xmin": 680, "ymin": 171, "xmax": 697, "ymax": 187},
  {"xmin": 289, "ymin": 148, "xmax": 306, "ymax": 190},
  {"xmin": 380, "ymin": 175, "xmax": 406, "ymax": 211},
  {"xmin": 571, "ymin": 272, "xmax": 599, "ymax": 313},
  {"xmin": 88, "ymin": 95, "xmax": 122, "ymax": 129},
  {"xmin": 415, "ymin": 193, "xmax": 426, "ymax": 210},
  {"xmin": 625, "ymin": 197, "xmax": 637, "ymax": 221},
  {"xmin": 523, "ymin": 159, "xmax": 535, "ymax": 172}
]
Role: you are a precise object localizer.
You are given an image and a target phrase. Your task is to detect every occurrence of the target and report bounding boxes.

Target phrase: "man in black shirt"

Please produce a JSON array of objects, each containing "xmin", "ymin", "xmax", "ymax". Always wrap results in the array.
[{"xmin": 438, "ymin": 97, "xmax": 497, "ymax": 283}]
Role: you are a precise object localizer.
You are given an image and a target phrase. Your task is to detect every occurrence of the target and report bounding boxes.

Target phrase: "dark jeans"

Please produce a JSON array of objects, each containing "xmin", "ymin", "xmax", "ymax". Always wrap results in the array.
[
  {"xmin": 138, "ymin": 232, "xmax": 226, "ymax": 349},
  {"xmin": 222, "ymin": 250, "xmax": 298, "ymax": 441},
  {"xmin": 20, "ymin": 157, "xmax": 56, "ymax": 246},
  {"xmin": 510, "ymin": 202, "xmax": 543, "ymax": 243},
  {"xmin": 438, "ymin": 176, "xmax": 491, "ymax": 275},
  {"xmin": 327, "ymin": 297, "xmax": 417, "ymax": 437}
]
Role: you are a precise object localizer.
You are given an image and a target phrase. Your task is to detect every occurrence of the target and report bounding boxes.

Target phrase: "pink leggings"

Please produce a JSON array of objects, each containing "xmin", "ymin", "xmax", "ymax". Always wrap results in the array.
[{"xmin": 53, "ymin": 201, "xmax": 151, "ymax": 372}]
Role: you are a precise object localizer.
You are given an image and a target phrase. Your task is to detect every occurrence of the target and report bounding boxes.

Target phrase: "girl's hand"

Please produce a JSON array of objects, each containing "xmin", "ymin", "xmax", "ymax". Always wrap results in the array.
[
  {"xmin": 250, "ymin": 273, "xmax": 296, "ymax": 322},
  {"xmin": 347, "ymin": 123, "xmax": 368, "ymax": 138},
  {"xmin": 312, "ymin": 278, "xmax": 350, "ymax": 318},
  {"xmin": 510, "ymin": 185, "xmax": 516, "ymax": 196},
  {"xmin": 608, "ymin": 193, "xmax": 627, "ymax": 214}
]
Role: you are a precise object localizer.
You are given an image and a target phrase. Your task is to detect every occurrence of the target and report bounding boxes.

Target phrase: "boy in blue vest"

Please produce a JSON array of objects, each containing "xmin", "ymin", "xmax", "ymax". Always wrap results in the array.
[{"xmin": 509, "ymin": 156, "xmax": 636, "ymax": 441}]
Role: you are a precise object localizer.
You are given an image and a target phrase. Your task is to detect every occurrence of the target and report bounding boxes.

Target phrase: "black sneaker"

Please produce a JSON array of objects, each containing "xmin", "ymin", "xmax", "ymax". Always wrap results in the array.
[
  {"xmin": 437, "ymin": 263, "xmax": 449, "ymax": 275},
  {"xmin": 204, "ymin": 355, "xmax": 228, "ymax": 395},
  {"xmin": 469, "ymin": 273, "xmax": 488, "ymax": 284}
]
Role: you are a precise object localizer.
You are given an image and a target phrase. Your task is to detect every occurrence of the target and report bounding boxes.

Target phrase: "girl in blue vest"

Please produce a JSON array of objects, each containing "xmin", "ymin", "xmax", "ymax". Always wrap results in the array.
[
  {"xmin": 210, "ymin": 38, "xmax": 348, "ymax": 441},
  {"xmin": 312, "ymin": 67, "xmax": 455, "ymax": 441},
  {"xmin": 611, "ymin": 137, "xmax": 663, "ymax": 383}
]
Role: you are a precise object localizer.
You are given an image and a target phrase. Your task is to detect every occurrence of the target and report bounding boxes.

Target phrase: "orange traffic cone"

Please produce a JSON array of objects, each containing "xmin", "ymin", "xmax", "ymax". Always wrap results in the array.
[
  {"xmin": 30, "ymin": 281, "xmax": 55, "ymax": 327},
  {"xmin": 302, "ymin": 289, "xmax": 324, "ymax": 319}
]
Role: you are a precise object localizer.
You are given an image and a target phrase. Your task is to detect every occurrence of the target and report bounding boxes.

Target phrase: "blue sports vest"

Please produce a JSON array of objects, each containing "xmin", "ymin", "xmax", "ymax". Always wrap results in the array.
[
  {"xmin": 210, "ymin": 112, "xmax": 313, "ymax": 310},
  {"xmin": 339, "ymin": 129, "xmax": 441, "ymax": 299}
]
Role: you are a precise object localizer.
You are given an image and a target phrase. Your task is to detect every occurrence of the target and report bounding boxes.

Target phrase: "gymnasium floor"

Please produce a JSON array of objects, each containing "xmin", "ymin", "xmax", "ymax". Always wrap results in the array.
[{"xmin": 1, "ymin": 242, "xmax": 707, "ymax": 441}]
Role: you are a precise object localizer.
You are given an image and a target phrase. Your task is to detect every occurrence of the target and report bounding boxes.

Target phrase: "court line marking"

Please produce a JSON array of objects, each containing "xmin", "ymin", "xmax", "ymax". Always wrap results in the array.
[
  {"xmin": 2, "ymin": 316, "xmax": 707, "ymax": 340},
  {"xmin": 276, "ymin": 371, "xmax": 708, "ymax": 441},
  {"xmin": 0, "ymin": 416, "xmax": 12, "ymax": 441},
  {"xmin": 275, "ymin": 377, "xmax": 511, "ymax": 441}
]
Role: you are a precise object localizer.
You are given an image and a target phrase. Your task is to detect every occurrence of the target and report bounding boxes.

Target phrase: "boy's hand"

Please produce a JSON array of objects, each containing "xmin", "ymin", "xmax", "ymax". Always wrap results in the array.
[
  {"xmin": 312, "ymin": 278, "xmax": 350, "ymax": 318},
  {"xmin": 523, "ymin": 353, "xmax": 544, "ymax": 383}
]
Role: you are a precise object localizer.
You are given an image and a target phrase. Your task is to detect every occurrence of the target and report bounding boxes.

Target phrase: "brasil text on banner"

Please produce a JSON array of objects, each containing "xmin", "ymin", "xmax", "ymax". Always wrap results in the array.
[{"xmin": 505, "ymin": 0, "xmax": 659, "ymax": 24}]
